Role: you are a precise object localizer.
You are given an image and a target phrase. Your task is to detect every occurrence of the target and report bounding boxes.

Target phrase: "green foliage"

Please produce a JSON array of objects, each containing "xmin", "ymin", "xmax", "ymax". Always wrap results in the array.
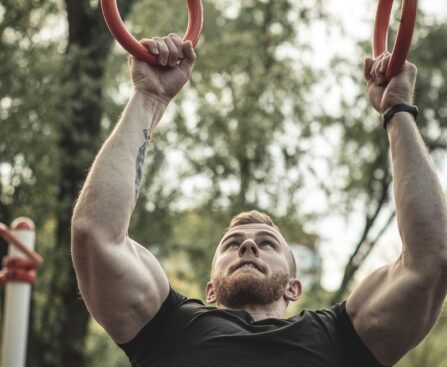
[
  {"xmin": 1, "ymin": 0, "xmax": 446, "ymax": 365},
  {"xmin": 0, "ymin": 0, "xmax": 61, "ymax": 223},
  {"xmin": 323, "ymin": 11, "xmax": 447, "ymax": 303},
  {"xmin": 85, "ymin": 321, "xmax": 129, "ymax": 367},
  {"xmin": 321, "ymin": 13, "xmax": 447, "ymax": 215}
]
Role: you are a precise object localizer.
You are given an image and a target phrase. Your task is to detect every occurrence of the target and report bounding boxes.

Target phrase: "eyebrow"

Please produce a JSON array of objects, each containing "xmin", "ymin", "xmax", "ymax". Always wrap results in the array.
[
  {"xmin": 220, "ymin": 233, "xmax": 244, "ymax": 245},
  {"xmin": 220, "ymin": 231, "xmax": 282, "ymax": 246},
  {"xmin": 256, "ymin": 231, "xmax": 281, "ymax": 242}
]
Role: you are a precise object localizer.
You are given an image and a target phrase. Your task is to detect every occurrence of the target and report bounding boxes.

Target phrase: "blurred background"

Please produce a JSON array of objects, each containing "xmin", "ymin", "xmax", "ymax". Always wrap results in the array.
[{"xmin": 0, "ymin": 0, "xmax": 446, "ymax": 366}]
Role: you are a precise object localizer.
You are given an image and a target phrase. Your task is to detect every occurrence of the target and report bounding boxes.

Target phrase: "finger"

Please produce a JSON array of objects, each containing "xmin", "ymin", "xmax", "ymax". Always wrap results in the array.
[
  {"xmin": 379, "ymin": 53, "xmax": 390, "ymax": 73},
  {"xmin": 154, "ymin": 37, "xmax": 169, "ymax": 66},
  {"xmin": 367, "ymin": 78, "xmax": 375, "ymax": 91},
  {"xmin": 180, "ymin": 40, "xmax": 196, "ymax": 71},
  {"xmin": 404, "ymin": 61, "xmax": 417, "ymax": 78},
  {"xmin": 168, "ymin": 33, "xmax": 185, "ymax": 60},
  {"xmin": 163, "ymin": 36, "xmax": 180, "ymax": 67},
  {"xmin": 375, "ymin": 57, "xmax": 386, "ymax": 85},
  {"xmin": 378, "ymin": 54, "xmax": 392, "ymax": 84},
  {"xmin": 364, "ymin": 57, "xmax": 374, "ymax": 80},
  {"xmin": 371, "ymin": 53, "xmax": 384, "ymax": 84},
  {"xmin": 374, "ymin": 52, "xmax": 390, "ymax": 85},
  {"xmin": 140, "ymin": 38, "xmax": 160, "ymax": 56},
  {"xmin": 369, "ymin": 56, "xmax": 382, "ymax": 84}
]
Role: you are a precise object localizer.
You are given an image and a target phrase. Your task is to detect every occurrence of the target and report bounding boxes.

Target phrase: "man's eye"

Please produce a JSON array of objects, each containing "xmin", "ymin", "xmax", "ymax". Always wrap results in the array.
[
  {"xmin": 227, "ymin": 242, "xmax": 239, "ymax": 249},
  {"xmin": 260, "ymin": 241, "xmax": 274, "ymax": 247}
]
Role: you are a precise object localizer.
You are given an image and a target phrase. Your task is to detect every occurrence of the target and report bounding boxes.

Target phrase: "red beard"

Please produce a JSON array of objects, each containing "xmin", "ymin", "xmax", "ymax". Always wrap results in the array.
[{"xmin": 212, "ymin": 270, "xmax": 290, "ymax": 309}]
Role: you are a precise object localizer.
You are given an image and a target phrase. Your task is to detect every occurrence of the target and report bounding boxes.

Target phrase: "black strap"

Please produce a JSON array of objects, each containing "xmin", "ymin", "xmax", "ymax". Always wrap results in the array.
[{"xmin": 382, "ymin": 104, "xmax": 418, "ymax": 131}]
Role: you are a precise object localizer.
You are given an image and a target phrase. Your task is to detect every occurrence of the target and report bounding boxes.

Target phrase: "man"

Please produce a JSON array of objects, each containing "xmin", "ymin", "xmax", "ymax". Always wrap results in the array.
[{"xmin": 71, "ymin": 34, "xmax": 447, "ymax": 366}]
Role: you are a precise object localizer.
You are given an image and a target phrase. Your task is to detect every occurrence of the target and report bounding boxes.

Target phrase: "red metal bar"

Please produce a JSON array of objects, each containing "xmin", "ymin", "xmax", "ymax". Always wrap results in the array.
[
  {"xmin": 0, "ymin": 257, "xmax": 37, "ymax": 284},
  {"xmin": 0, "ymin": 223, "xmax": 43, "ymax": 267},
  {"xmin": 0, "ymin": 219, "xmax": 41, "ymax": 284},
  {"xmin": 100, "ymin": 0, "xmax": 203, "ymax": 64},
  {"xmin": 373, "ymin": 0, "xmax": 417, "ymax": 80}
]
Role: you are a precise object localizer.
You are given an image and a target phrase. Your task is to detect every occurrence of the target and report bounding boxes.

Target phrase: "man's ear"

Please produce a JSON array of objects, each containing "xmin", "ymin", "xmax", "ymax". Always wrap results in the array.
[
  {"xmin": 284, "ymin": 279, "xmax": 302, "ymax": 302},
  {"xmin": 206, "ymin": 281, "xmax": 217, "ymax": 304}
]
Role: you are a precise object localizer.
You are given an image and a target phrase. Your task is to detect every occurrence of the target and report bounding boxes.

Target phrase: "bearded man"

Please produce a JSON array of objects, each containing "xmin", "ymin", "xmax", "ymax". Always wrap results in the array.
[{"xmin": 71, "ymin": 34, "xmax": 447, "ymax": 367}]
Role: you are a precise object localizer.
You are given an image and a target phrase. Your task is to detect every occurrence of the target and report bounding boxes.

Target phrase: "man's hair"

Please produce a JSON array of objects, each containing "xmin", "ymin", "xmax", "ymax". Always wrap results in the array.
[
  {"xmin": 227, "ymin": 210, "xmax": 279, "ymax": 231},
  {"xmin": 224, "ymin": 210, "xmax": 297, "ymax": 278}
]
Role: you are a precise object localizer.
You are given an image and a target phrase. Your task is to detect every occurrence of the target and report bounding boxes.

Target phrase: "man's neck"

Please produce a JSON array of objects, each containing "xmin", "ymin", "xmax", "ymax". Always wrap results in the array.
[{"xmin": 218, "ymin": 301, "xmax": 286, "ymax": 321}]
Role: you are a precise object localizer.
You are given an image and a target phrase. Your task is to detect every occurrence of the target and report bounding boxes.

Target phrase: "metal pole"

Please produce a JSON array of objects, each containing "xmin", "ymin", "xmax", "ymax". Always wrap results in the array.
[{"xmin": 1, "ymin": 218, "xmax": 35, "ymax": 367}]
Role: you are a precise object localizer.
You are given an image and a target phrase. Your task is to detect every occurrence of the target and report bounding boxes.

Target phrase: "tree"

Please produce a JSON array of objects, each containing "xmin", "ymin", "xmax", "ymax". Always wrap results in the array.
[
  {"xmin": 127, "ymin": 0, "xmax": 327, "ymax": 295},
  {"xmin": 2, "ymin": 0, "xmax": 445, "ymax": 365},
  {"xmin": 34, "ymin": 2, "xmax": 139, "ymax": 366},
  {"xmin": 327, "ymin": 12, "xmax": 447, "ymax": 303},
  {"xmin": 0, "ymin": 0, "xmax": 136, "ymax": 365}
]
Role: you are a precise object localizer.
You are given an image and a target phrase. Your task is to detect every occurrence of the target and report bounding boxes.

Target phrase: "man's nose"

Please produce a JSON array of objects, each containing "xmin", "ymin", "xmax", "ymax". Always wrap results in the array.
[{"xmin": 238, "ymin": 239, "xmax": 259, "ymax": 257}]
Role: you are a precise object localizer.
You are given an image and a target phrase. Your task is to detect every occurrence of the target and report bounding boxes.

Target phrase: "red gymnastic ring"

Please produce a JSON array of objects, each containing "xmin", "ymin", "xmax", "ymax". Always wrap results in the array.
[
  {"xmin": 100, "ymin": 0, "xmax": 204, "ymax": 64},
  {"xmin": 373, "ymin": 0, "xmax": 417, "ymax": 81}
]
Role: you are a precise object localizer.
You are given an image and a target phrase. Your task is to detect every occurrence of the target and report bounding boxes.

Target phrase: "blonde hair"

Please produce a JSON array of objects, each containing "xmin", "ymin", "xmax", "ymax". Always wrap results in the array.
[{"xmin": 227, "ymin": 210, "xmax": 280, "ymax": 231}]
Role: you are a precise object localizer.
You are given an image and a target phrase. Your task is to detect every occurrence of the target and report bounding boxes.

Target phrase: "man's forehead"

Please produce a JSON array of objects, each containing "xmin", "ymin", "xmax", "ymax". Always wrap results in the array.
[{"xmin": 219, "ymin": 224, "xmax": 287, "ymax": 245}]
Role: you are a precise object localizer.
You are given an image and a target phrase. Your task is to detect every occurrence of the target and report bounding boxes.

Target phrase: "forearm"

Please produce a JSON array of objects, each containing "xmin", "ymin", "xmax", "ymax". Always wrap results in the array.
[
  {"xmin": 72, "ymin": 90, "xmax": 167, "ymax": 242},
  {"xmin": 388, "ymin": 112, "xmax": 447, "ymax": 265}
]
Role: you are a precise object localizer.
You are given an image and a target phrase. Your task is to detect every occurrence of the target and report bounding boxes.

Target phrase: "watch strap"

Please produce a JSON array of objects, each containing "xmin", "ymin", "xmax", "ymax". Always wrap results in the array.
[{"xmin": 382, "ymin": 104, "xmax": 418, "ymax": 130}]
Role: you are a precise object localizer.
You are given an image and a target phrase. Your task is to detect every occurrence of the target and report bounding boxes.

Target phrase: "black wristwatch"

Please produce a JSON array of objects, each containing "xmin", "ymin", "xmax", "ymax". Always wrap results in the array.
[{"xmin": 382, "ymin": 104, "xmax": 418, "ymax": 131}]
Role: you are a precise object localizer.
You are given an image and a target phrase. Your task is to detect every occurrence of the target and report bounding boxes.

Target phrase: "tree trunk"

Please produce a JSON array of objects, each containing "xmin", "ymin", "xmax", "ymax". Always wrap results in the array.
[{"xmin": 31, "ymin": 1, "xmax": 135, "ymax": 366}]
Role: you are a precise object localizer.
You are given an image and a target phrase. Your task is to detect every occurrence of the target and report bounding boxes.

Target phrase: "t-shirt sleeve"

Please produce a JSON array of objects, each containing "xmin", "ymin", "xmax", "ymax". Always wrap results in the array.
[
  {"xmin": 331, "ymin": 302, "xmax": 389, "ymax": 367},
  {"xmin": 116, "ymin": 287, "xmax": 189, "ymax": 362}
]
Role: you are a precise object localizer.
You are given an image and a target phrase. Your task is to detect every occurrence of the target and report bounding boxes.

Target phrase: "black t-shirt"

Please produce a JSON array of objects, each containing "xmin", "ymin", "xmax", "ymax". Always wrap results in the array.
[{"xmin": 118, "ymin": 288, "xmax": 387, "ymax": 367}]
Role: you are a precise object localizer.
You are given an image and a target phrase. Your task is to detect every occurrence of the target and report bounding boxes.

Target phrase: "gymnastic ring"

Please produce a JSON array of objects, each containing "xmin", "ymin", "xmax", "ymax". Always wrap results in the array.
[
  {"xmin": 100, "ymin": 0, "xmax": 203, "ymax": 64},
  {"xmin": 373, "ymin": 0, "xmax": 417, "ymax": 81}
]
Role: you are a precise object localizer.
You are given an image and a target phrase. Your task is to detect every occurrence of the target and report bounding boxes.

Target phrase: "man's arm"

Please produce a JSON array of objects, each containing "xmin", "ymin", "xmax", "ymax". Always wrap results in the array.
[
  {"xmin": 71, "ymin": 35, "xmax": 196, "ymax": 343},
  {"xmin": 346, "ymin": 52, "xmax": 447, "ymax": 366}
]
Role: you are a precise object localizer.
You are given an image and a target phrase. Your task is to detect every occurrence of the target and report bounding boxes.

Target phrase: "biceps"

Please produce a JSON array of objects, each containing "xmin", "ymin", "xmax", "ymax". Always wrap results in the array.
[
  {"xmin": 347, "ymin": 261, "xmax": 447, "ymax": 365},
  {"xmin": 72, "ymin": 237, "xmax": 169, "ymax": 342}
]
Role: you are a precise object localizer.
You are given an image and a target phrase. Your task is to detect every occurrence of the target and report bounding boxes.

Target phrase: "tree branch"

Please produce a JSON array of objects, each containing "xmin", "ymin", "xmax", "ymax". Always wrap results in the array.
[{"xmin": 331, "ymin": 175, "xmax": 392, "ymax": 303}]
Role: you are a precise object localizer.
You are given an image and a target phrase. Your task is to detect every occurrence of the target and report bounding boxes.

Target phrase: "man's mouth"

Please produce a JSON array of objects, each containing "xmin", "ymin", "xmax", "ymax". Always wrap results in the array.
[
  {"xmin": 234, "ymin": 261, "xmax": 263, "ymax": 273},
  {"xmin": 239, "ymin": 264, "xmax": 258, "ymax": 270}
]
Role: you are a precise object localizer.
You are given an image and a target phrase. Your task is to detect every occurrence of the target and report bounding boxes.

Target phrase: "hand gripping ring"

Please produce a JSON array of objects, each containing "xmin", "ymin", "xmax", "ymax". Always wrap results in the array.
[
  {"xmin": 100, "ymin": 0, "xmax": 204, "ymax": 64},
  {"xmin": 373, "ymin": 0, "xmax": 417, "ymax": 81}
]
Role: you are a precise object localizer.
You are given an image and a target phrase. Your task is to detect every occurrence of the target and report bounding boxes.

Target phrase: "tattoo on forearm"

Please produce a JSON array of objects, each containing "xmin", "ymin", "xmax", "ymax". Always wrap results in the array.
[{"xmin": 135, "ymin": 129, "xmax": 150, "ymax": 201}]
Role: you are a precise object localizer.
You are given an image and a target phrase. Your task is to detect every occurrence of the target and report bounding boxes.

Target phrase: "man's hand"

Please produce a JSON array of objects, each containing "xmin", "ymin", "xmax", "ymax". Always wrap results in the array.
[
  {"xmin": 129, "ymin": 34, "xmax": 196, "ymax": 105},
  {"xmin": 365, "ymin": 52, "xmax": 417, "ymax": 114}
]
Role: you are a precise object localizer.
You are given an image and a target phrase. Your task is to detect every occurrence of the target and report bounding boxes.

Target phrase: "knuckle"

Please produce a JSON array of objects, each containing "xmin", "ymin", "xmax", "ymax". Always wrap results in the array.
[{"xmin": 158, "ymin": 41, "xmax": 168, "ymax": 50}]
